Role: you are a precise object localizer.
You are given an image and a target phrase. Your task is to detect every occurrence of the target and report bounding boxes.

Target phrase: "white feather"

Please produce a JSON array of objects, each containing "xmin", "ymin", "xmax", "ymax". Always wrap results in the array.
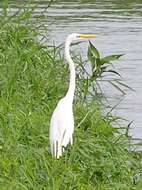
[
  {"xmin": 50, "ymin": 98, "xmax": 74, "ymax": 158},
  {"xmin": 49, "ymin": 33, "xmax": 96, "ymax": 158}
]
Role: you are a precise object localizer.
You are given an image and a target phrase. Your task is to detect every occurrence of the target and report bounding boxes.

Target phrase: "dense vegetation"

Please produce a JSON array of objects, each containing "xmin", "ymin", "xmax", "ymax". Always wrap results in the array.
[{"xmin": 0, "ymin": 7, "xmax": 142, "ymax": 190}]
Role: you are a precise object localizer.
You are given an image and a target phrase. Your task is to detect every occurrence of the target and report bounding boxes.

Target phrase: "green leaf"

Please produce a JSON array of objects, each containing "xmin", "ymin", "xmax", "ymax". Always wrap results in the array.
[
  {"xmin": 105, "ymin": 70, "xmax": 121, "ymax": 77},
  {"xmin": 100, "ymin": 66, "xmax": 108, "ymax": 71},
  {"xmin": 87, "ymin": 46, "xmax": 96, "ymax": 64},
  {"xmin": 109, "ymin": 81, "xmax": 126, "ymax": 94},
  {"xmin": 88, "ymin": 41, "xmax": 100, "ymax": 59},
  {"xmin": 96, "ymin": 58, "xmax": 101, "ymax": 66},
  {"xmin": 115, "ymin": 80, "xmax": 135, "ymax": 91},
  {"xmin": 101, "ymin": 54, "xmax": 124, "ymax": 64}
]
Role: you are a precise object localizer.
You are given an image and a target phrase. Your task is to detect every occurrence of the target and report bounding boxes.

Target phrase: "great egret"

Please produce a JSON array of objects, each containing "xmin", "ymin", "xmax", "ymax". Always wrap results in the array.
[{"xmin": 49, "ymin": 33, "xmax": 96, "ymax": 158}]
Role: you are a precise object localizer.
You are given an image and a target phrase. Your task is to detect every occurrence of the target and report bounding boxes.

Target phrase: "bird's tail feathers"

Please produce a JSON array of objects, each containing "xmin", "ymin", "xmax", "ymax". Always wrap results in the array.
[
  {"xmin": 51, "ymin": 140, "xmax": 64, "ymax": 159},
  {"xmin": 51, "ymin": 130, "xmax": 73, "ymax": 158}
]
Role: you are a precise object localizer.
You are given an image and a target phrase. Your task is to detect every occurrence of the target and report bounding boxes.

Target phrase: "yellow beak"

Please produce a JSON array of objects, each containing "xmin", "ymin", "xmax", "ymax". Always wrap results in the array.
[{"xmin": 79, "ymin": 34, "xmax": 96, "ymax": 39}]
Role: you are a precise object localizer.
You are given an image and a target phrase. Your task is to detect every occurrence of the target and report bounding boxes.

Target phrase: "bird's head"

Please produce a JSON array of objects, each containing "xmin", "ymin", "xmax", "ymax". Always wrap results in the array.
[{"xmin": 67, "ymin": 33, "xmax": 96, "ymax": 42}]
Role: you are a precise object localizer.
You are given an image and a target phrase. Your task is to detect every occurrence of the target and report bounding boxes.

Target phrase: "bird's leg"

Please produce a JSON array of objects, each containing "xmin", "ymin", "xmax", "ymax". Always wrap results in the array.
[
  {"xmin": 69, "ymin": 136, "xmax": 73, "ymax": 145},
  {"xmin": 53, "ymin": 141, "xmax": 55, "ymax": 157},
  {"xmin": 61, "ymin": 129, "xmax": 67, "ymax": 144},
  {"xmin": 56, "ymin": 140, "xmax": 58, "ymax": 158},
  {"xmin": 62, "ymin": 146, "xmax": 65, "ymax": 155}
]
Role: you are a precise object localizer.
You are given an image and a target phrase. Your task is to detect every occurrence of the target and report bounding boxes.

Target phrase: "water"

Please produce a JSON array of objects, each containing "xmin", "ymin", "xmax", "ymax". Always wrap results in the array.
[{"xmin": 7, "ymin": 1, "xmax": 142, "ymax": 141}]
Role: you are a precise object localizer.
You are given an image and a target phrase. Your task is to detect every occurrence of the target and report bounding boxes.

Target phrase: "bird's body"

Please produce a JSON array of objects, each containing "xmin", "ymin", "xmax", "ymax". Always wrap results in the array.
[
  {"xmin": 49, "ymin": 33, "xmax": 96, "ymax": 158},
  {"xmin": 50, "ymin": 97, "xmax": 74, "ymax": 158}
]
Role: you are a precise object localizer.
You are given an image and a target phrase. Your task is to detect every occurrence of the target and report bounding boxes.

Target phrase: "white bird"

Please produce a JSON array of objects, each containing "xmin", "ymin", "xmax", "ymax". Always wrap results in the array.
[{"xmin": 49, "ymin": 33, "xmax": 96, "ymax": 158}]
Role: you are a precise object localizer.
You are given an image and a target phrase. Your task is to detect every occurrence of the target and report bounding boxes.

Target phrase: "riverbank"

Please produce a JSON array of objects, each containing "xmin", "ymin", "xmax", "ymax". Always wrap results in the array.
[{"xmin": 0, "ymin": 9, "xmax": 141, "ymax": 190}]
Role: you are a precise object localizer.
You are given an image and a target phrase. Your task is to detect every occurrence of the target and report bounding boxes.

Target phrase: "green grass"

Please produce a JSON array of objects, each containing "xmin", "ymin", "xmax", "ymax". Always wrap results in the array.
[{"xmin": 0, "ymin": 8, "xmax": 142, "ymax": 190}]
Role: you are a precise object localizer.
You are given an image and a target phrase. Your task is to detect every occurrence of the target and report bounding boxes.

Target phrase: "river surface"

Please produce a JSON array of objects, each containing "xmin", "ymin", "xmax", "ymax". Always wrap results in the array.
[{"xmin": 6, "ymin": 1, "xmax": 142, "ymax": 144}]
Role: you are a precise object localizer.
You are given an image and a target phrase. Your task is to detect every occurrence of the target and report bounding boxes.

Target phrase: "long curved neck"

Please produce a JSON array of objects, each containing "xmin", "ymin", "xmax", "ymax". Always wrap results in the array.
[{"xmin": 65, "ymin": 39, "xmax": 75, "ymax": 103}]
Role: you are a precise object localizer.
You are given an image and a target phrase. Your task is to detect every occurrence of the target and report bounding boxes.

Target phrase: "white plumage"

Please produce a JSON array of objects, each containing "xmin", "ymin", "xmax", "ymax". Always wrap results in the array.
[
  {"xmin": 50, "ymin": 98, "xmax": 74, "ymax": 158},
  {"xmin": 49, "ymin": 33, "xmax": 96, "ymax": 158}
]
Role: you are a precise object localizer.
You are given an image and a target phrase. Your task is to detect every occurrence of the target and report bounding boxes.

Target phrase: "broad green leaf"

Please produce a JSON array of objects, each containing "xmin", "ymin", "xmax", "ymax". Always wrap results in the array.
[
  {"xmin": 87, "ymin": 46, "xmax": 96, "ymax": 64},
  {"xmin": 101, "ymin": 54, "xmax": 124, "ymax": 64},
  {"xmin": 96, "ymin": 58, "xmax": 101, "ymax": 66},
  {"xmin": 88, "ymin": 41, "xmax": 100, "ymax": 59}
]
